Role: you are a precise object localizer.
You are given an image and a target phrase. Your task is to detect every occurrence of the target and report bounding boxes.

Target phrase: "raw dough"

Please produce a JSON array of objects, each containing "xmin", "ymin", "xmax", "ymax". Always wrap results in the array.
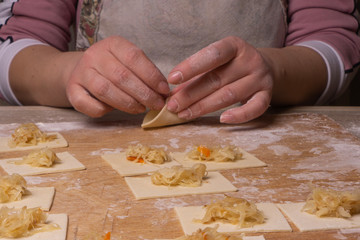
[
  {"xmin": 0, "ymin": 187, "xmax": 55, "ymax": 211},
  {"xmin": 175, "ymin": 203, "xmax": 292, "ymax": 234},
  {"xmin": 169, "ymin": 149, "xmax": 266, "ymax": 171},
  {"xmin": 0, "ymin": 152, "xmax": 86, "ymax": 176},
  {"xmin": 0, "ymin": 133, "xmax": 68, "ymax": 153},
  {"xmin": 0, "ymin": 213, "xmax": 68, "ymax": 240},
  {"xmin": 124, "ymin": 172, "xmax": 237, "ymax": 200},
  {"xmin": 141, "ymin": 104, "xmax": 190, "ymax": 129},
  {"xmin": 102, "ymin": 152, "xmax": 181, "ymax": 176},
  {"xmin": 277, "ymin": 202, "xmax": 360, "ymax": 232}
]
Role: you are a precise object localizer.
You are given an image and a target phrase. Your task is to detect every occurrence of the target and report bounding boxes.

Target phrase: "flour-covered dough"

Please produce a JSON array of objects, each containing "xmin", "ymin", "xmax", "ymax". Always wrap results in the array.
[
  {"xmin": 170, "ymin": 149, "xmax": 266, "ymax": 171},
  {"xmin": 125, "ymin": 172, "xmax": 237, "ymax": 200},
  {"xmin": 175, "ymin": 203, "xmax": 292, "ymax": 234},
  {"xmin": 102, "ymin": 152, "xmax": 181, "ymax": 176},
  {"xmin": 0, "ymin": 187, "xmax": 55, "ymax": 211},
  {"xmin": 0, "ymin": 152, "xmax": 85, "ymax": 176},
  {"xmin": 277, "ymin": 202, "xmax": 360, "ymax": 232},
  {"xmin": 141, "ymin": 104, "xmax": 190, "ymax": 129},
  {"xmin": 0, "ymin": 132, "xmax": 68, "ymax": 153}
]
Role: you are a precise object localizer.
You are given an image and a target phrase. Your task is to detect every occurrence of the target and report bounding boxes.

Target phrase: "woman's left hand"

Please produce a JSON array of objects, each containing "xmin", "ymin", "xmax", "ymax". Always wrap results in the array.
[{"xmin": 166, "ymin": 36, "xmax": 274, "ymax": 124}]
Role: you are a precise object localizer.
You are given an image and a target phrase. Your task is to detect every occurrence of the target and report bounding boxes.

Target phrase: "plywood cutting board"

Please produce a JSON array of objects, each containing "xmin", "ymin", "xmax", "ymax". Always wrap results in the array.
[{"xmin": 0, "ymin": 113, "xmax": 360, "ymax": 240}]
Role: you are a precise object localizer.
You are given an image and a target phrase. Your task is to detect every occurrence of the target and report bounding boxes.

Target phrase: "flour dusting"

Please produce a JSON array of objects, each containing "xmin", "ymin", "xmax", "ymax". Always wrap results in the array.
[
  {"xmin": 267, "ymin": 145, "xmax": 302, "ymax": 156},
  {"xmin": 154, "ymin": 198, "xmax": 188, "ymax": 210},
  {"xmin": 168, "ymin": 138, "xmax": 180, "ymax": 149},
  {"xmin": 90, "ymin": 148, "xmax": 124, "ymax": 156}
]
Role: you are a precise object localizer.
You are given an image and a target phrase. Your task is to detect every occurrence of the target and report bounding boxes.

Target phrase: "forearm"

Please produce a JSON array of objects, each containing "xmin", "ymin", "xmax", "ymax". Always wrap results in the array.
[
  {"xmin": 258, "ymin": 46, "xmax": 327, "ymax": 106},
  {"xmin": 9, "ymin": 45, "xmax": 83, "ymax": 107}
]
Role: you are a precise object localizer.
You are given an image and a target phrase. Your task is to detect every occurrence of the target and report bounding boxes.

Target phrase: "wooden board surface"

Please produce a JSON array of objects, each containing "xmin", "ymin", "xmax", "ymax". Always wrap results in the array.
[{"xmin": 1, "ymin": 113, "xmax": 360, "ymax": 240}]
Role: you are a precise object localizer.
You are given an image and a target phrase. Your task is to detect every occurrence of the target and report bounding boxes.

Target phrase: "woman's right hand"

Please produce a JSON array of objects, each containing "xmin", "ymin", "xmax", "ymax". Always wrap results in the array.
[{"xmin": 66, "ymin": 36, "xmax": 170, "ymax": 117}]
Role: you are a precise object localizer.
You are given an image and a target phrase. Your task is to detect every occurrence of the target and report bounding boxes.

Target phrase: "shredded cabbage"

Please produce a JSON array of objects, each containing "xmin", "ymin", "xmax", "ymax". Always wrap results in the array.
[
  {"xmin": 0, "ymin": 174, "xmax": 27, "ymax": 203},
  {"xmin": 0, "ymin": 206, "xmax": 59, "ymax": 238},
  {"xmin": 187, "ymin": 146, "xmax": 242, "ymax": 162},
  {"xmin": 11, "ymin": 148, "xmax": 59, "ymax": 168},
  {"xmin": 175, "ymin": 226, "xmax": 243, "ymax": 240},
  {"xmin": 302, "ymin": 187, "xmax": 360, "ymax": 218},
  {"xmin": 196, "ymin": 196, "xmax": 264, "ymax": 228},
  {"xmin": 151, "ymin": 163, "xmax": 207, "ymax": 187},
  {"xmin": 8, "ymin": 123, "xmax": 56, "ymax": 148},
  {"xmin": 126, "ymin": 144, "xmax": 169, "ymax": 164}
]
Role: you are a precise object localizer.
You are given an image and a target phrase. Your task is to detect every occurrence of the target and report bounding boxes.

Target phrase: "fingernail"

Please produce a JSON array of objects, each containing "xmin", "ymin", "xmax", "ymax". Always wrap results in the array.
[
  {"xmin": 178, "ymin": 108, "xmax": 192, "ymax": 119},
  {"xmin": 168, "ymin": 71, "xmax": 183, "ymax": 83},
  {"xmin": 167, "ymin": 99, "xmax": 179, "ymax": 112},
  {"xmin": 158, "ymin": 81, "xmax": 170, "ymax": 94},
  {"xmin": 220, "ymin": 113, "xmax": 233, "ymax": 123}
]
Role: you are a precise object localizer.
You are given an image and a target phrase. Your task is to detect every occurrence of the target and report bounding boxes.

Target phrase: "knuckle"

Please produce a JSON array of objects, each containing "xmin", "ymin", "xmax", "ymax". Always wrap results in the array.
[
  {"xmin": 124, "ymin": 47, "xmax": 144, "ymax": 65},
  {"xmin": 193, "ymin": 102, "xmax": 206, "ymax": 116},
  {"xmin": 220, "ymin": 87, "xmax": 237, "ymax": 104},
  {"xmin": 125, "ymin": 99, "xmax": 143, "ymax": 113},
  {"xmin": 138, "ymin": 87, "xmax": 153, "ymax": 102},
  {"xmin": 112, "ymin": 66, "xmax": 132, "ymax": 84},
  {"xmin": 93, "ymin": 80, "xmax": 111, "ymax": 98},
  {"xmin": 206, "ymin": 72, "xmax": 222, "ymax": 91}
]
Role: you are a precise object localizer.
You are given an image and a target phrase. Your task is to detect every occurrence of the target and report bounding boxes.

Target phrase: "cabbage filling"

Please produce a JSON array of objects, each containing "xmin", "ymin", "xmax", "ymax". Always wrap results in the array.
[{"xmin": 151, "ymin": 163, "xmax": 207, "ymax": 187}]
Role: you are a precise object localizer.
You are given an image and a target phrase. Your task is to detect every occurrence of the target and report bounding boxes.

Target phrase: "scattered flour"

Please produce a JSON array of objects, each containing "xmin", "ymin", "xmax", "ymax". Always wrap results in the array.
[
  {"xmin": 168, "ymin": 138, "xmax": 180, "ymax": 149},
  {"xmin": 24, "ymin": 175, "xmax": 69, "ymax": 185},
  {"xmin": 90, "ymin": 148, "xmax": 124, "ymax": 156},
  {"xmin": 154, "ymin": 198, "xmax": 188, "ymax": 210},
  {"xmin": 293, "ymin": 141, "xmax": 360, "ymax": 171},
  {"xmin": 288, "ymin": 171, "xmax": 338, "ymax": 181},
  {"xmin": 309, "ymin": 147, "xmax": 323, "ymax": 155},
  {"xmin": 267, "ymin": 145, "xmax": 302, "ymax": 156},
  {"xmin": 65, "ymin": 178, "xmax": 82, "ymax": 191}
]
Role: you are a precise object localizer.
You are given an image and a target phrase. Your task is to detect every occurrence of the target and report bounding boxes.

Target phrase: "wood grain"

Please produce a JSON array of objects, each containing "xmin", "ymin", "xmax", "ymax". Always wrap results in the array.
[{"xmin": 1, "ymin": 112, "xmax": 360, "ymax": 240}]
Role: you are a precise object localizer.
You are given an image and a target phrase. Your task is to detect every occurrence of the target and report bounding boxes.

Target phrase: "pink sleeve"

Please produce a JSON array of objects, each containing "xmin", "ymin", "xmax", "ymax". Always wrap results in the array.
[
  {"xmin": 0, "ymin": 0, "xmax": 77, "ymax": 51},
  {"xmin": 286, "ymin": 0, "xmax": 360, "ymax": 72}
]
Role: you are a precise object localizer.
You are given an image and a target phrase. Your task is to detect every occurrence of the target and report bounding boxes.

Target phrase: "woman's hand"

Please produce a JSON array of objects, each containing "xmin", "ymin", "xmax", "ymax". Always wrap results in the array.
[
  {"xmin": 166, "ymin": 36, "xmax": 273, "ymax": 124},
  {"xmin": 66, "ymin": 36, "xmax": 170, "ymax": 117}
]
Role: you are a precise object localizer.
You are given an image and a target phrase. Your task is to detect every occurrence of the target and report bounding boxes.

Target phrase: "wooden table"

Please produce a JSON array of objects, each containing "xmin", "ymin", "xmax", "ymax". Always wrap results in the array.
[{"xmin": 1, "ymin": 106, "xmax": 360, "ymax": 240}]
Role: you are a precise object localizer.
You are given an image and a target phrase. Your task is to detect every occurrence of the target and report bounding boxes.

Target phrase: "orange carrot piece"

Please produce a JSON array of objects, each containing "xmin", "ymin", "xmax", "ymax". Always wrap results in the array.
[
  {"xmin": 103, "ymin": 232, "xmax": 111, "ymax": 240},
  {"xmin": 197, "ymin": 145, "xmax": 211, "ymax": 157}
]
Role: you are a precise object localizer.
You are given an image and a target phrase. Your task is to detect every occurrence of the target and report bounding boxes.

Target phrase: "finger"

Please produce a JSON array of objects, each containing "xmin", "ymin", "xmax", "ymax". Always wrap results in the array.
[
  {"xmin": 220, "ymin": 91, "xmax": 271, "ymax": 124},
  {"xmin": 98, "ymin": 57, "xmax": 166, "ymax": 110},
  {"xmin": 82, "ymin": 68, "xmax": 147, "ymax": 114},
  {"xmin": 67, "ymin": 83, "xmax": 114, "ymax": 118},
  {"xmin": 168, "ymin": 37, "xmax": 243, "ymax": 84},
  {"xmin": 175, "ymin": 73, "xmax": 268, "ymax": 119},
  {"xmin": 107, "ymin": 37, "xmax": 170, "ymax": 95},
  {"xmin": 167, "ymin": 53, "xmax": 268, "ymax": 114},
  {"xmin": 169, "ymin": 74, "xmax": 203, "ymax": 96}
]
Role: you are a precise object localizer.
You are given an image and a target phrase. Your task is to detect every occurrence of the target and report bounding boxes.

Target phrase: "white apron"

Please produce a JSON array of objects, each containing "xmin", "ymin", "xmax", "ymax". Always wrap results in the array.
[{"xmin": 76, "ymin": 0, "xmax": 287, "ymax": 76}]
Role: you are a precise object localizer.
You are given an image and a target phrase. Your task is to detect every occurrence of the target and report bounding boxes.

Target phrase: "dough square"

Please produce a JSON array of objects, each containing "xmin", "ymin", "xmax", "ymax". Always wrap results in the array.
[
  {"xmin": 0, "ymin": 132, "xmax": 68, "ymax": 153},
  {"xmin": 141, "ymin": 104, "xmax": 190, "ymax": 129},
  {"xmin": 102, "ymin": 152, "xmax": 182, "ymax": 176},
  {"xmin": 175, "ymin": 203, "xmax": 292, "ymax": 235},
  {"xmin": 124, "ymin": 172, "xmax": 237, "ymax": 200},
  {"xmin": 0, "ymin": 187, "xmax": 55, "ymax": 211},
  {"xmin": 0, "ymin": 213, "xmax": 68, "ymax": 240},
  {"xmin": 0, "ymin": 152, "xmax": 86, "ymax": 176},
  {"xmin": 169, "ymin": 149, "xmax": 266, "ymax": 171},
  {"xmin": 277, "ymin": 202, "xmax": 360, "ymax": 232}
]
